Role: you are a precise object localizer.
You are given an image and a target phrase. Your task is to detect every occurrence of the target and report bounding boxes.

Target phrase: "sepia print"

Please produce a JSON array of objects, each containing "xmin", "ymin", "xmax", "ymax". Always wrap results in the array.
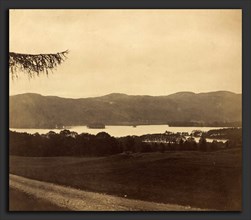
[{"xmin": 9, "ymin": 9, "xmax": 242, "ymax": 211}]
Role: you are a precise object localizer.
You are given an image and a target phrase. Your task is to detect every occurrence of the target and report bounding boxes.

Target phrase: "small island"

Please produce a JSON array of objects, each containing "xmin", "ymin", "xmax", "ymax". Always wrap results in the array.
[{"xmin": 87, "ymin": 123, "xmax": 105, "ymax": 129}]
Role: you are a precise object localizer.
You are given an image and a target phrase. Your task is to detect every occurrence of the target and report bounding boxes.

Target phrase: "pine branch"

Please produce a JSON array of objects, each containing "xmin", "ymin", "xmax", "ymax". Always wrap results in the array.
[{"xmin": 9, "ymin": 50, "xmax": 69, "ymax": 79}]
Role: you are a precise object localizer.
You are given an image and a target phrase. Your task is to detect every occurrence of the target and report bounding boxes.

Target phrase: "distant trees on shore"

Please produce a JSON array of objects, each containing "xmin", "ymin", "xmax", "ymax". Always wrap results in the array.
[{"xmin": 9, "ymin": 128, "xmax": 242, "ymax": 157}]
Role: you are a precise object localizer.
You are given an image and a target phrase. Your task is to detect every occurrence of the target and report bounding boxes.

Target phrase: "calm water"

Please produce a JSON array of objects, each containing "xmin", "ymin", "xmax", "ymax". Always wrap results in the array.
[{"xmin": 10, "ymin": 125, "xmax": 227, "ymax": 138}]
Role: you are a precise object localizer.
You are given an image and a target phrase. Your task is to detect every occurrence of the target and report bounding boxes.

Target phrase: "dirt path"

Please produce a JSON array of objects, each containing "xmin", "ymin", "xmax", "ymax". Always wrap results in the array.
[
  {"xmin": 9, "ymin": 187, "xmax": 70, "ymax": 211},
  {"xmin": 9, "ymin": 174, "xmax": 205, "ymax": 211}
]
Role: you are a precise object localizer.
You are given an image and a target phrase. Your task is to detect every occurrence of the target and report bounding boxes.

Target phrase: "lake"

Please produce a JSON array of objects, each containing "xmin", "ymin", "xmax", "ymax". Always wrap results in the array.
[{"xmin": 10, "ymin": 125, "xmax": 227, "ymax": 138}]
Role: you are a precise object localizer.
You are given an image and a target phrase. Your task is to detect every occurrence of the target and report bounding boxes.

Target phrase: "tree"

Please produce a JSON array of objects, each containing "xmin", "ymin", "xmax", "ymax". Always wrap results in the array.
[
  {"xmin": 9, "ymin": 50, "xmax": 68, "ymax": 79},
  {"xmin": 159, "ymin": 143, "xmax": 165, "ymax": 153},
  {"xmin": 199, "ymin": 136, "xmax": 208, "ymax": 151},
  {"xmin": 124, "ymin": 136, "xmax": 135, "ymax": 152},
  {"xmin": 59, "ymin": 129, "xmax": 71, "ymax": 137},
  {"xmin": 96, "ymin": 132, "xmax": 111, "ymax": 139}
]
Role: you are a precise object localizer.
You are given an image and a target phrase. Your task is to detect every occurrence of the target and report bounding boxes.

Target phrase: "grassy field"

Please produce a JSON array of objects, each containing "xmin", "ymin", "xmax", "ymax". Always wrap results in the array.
[
  {"xmin": 9, "ymin": 148, "xmax": 242, "ymax": 210},
  {"xmin": 10, "ymin": 174, "xmax": 205, "ymax": 211}
]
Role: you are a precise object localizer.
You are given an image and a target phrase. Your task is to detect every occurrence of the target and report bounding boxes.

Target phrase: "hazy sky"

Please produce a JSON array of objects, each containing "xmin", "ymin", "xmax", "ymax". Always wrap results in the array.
[{"xmin": 10, "ymin": 9, "xmax": 242, "ymax": 98}]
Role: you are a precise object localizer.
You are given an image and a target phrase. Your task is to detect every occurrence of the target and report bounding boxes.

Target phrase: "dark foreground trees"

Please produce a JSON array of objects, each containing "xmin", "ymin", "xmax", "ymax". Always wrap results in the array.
[
  {"xmin": 10, "ymin": 130, "xmax": 121, "ymax": 157},
  {"xmin": 9, "ymin": 128, "xmax": 241, "ymax": 157}
]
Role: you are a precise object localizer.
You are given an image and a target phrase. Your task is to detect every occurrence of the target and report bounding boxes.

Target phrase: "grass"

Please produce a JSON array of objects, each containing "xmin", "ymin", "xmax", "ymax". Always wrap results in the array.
[
  {"xmin": 9, "ymin": 187, "xmax": 70, "ymax": 211},
  {"xmin": 9, "ymin": 148, "xmax": 242, "ymax": 210}
]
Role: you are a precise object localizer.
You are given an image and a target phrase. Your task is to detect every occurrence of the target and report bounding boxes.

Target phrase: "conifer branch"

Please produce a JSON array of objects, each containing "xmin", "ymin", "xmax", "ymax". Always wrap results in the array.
[{"xmin": 9, "ymin": 50, "xmax": 69, "ymax": 79}]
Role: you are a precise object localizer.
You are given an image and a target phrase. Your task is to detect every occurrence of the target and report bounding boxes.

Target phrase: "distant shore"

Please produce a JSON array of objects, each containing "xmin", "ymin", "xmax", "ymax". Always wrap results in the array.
[{"xmin": 9, "ymin": 123, "xmax": 241, "ymax": 130}]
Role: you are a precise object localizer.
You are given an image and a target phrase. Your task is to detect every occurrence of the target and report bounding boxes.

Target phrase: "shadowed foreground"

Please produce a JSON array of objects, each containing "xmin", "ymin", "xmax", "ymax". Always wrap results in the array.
[
  {"xmin": 9, "ymin": 148, "xmax": 241, "ymax": 211},
  {"xmin": 9, "ymin": 174, "xmax": 204, "ymax": 211},
  {"xmin": 9, "ymin": 187, "xmax": 69, "ymax": 211}
]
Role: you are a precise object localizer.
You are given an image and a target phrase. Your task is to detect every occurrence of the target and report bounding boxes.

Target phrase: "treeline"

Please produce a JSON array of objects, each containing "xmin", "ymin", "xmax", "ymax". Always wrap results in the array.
[
  {"xmin": 120, "ymin": 136, "xmax": 233, "ymax": 153},
  {"xmin": 10, "ymin": 131, "xmax": 121, "ymax": 157},
  {"xmin": 9, "ymin": 128, "xmax": 242, "ymax": 157},
  {"xmin": 206, "ymin": 128, "xmax": 242, "ymax": 140},
  {"xmin": 168, "ymin": 121, "xmax": 241, "ymax": 127}
]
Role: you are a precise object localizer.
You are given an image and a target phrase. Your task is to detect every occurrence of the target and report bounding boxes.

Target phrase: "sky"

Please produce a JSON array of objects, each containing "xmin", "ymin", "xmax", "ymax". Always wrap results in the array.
[{"xmin": 9, "ymin": 9, "xmax": 242, "ymax": 98}]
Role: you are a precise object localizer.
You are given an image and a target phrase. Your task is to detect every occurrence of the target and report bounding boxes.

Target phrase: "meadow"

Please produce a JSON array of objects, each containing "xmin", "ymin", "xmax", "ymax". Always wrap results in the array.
[{"xmin": 9, "ymin": 148, "xmax": 242, "ymax": 210}]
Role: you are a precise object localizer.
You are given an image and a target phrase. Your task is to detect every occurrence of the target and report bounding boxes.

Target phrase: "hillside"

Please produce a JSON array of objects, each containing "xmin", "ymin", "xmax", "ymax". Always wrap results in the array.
[
  {"xmin": 10, "ymin": 174, "xmax": 204, "ymax": 211},
  {"xmin": 9, "ymin": 148, "xmax": 242, "ymax": 210},
  {"xmin": 9, "ymin": 91, "xmax": 241, "ymax": 128}
]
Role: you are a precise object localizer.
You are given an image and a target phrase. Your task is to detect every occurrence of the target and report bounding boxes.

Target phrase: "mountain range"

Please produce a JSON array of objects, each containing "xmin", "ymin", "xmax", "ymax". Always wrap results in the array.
[{"xmin": 10, "ymin": 91, "xmax": 242, "ymax": 128}]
